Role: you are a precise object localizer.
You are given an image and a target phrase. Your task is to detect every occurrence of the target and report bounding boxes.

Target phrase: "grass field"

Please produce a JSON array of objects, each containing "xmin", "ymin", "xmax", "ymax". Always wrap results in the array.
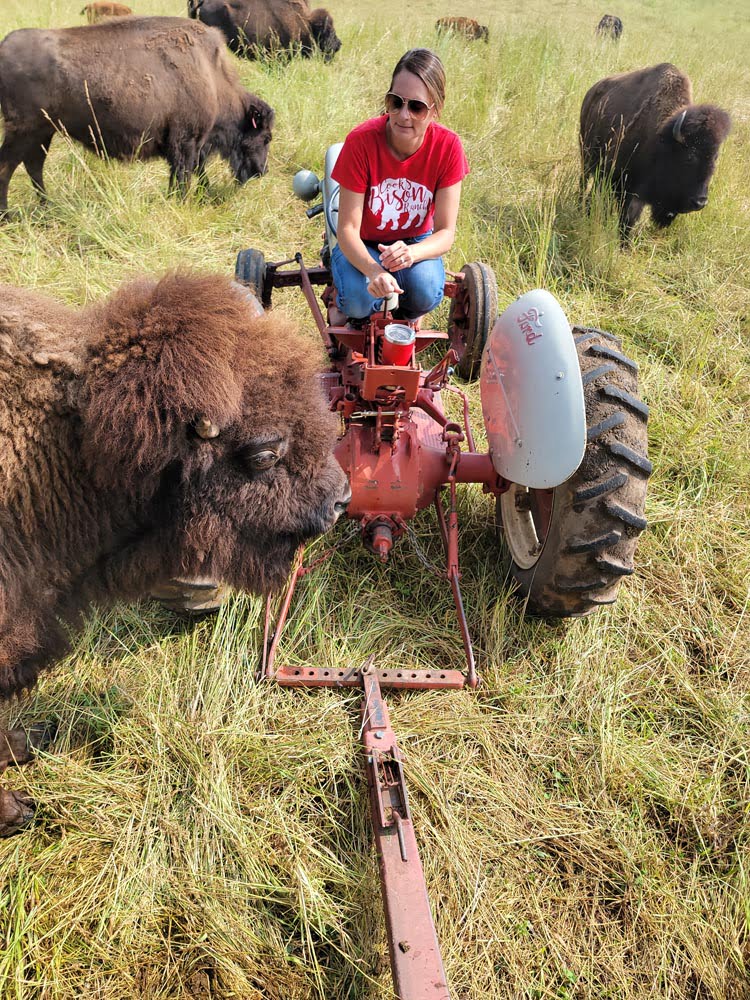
[{"xmin": 0, "ymin": 0, "xmax": 748, "ymax": 997}]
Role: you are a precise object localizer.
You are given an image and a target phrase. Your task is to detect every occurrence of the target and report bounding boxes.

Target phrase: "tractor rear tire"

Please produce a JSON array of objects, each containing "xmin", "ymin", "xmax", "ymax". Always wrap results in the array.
[
  {"xmin": 235, "ymin": 248, "xmax": 268, "ymax": 305},
  {"xmin": 449, "ymin": 262, "xmax": 498, "ymax": 380},
  {"xmin": 496, "ymin": 326, "xmax": 651, "ymax": 616}
]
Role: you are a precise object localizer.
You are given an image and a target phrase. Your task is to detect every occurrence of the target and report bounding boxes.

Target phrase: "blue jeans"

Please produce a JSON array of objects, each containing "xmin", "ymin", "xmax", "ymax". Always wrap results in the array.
[{"xmin": 331, "ymin": 233, "xmax": 445, "ymax": 320}]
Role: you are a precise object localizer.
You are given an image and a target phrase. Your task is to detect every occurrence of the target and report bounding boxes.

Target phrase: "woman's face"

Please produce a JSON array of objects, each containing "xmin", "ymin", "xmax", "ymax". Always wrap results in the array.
[{"xmin": 385, "ymin": 69, "xmax": 437, "ymax": 154}]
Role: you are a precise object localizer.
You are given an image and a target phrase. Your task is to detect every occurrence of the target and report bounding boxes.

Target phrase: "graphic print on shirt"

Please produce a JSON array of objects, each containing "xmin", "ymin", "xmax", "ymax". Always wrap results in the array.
[{"xmin": 369, "ymin": 178, "xmax": 433, "ymax": 232}]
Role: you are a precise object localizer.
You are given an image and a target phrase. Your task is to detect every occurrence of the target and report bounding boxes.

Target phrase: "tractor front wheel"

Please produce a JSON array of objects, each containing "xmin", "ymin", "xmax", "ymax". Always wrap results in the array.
[
  {"xmin": 235, "ymin": 248, "xmax": 268, "ymax": 306},
  {"xmin": 448, "ymin": 262, "xmax": 498, "ymax": 379},
  {"xmin": 497, "ymin": 326, "xmax": 651, "ymax": 616}
]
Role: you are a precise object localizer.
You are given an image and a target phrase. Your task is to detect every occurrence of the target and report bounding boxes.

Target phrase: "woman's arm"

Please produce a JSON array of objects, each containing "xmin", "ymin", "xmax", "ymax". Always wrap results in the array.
[
  {"xmin": 337, "ymin": 186, "xmax": 403, "ymax": 298},
  {"xmin": 377, "ymin": 181, "xmax": 463, "ymax": 272}
]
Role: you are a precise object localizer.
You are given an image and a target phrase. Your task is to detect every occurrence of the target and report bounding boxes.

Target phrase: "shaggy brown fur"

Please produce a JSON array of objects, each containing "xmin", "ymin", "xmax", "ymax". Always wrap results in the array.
[
  {"xmin": 81, "ymin": 1, "xmax": 134, "ymax": 22},
  {"xmin": 435, "ymin": 16, "xmax": 489, "ymax": 42},
  {"xmin": 0, "ymin": 272, "xmax": 349, "ymax": 701},
  {"xmin": 580, "ymin": 63, "xmax": 731, "ymax": 234},
  {"xmin": 189, "ymin": 0, "xmax": 341, "ymax": 60},
  {"xmin": 0, "ymin": 17, "xmax": 275, "ymax": 213}
]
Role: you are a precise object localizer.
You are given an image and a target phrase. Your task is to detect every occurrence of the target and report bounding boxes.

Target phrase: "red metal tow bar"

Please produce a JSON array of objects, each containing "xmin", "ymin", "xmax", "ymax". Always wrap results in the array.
[{"xmin": 361, "ymin": 657, "xmax": 450, "ymax": 1000}]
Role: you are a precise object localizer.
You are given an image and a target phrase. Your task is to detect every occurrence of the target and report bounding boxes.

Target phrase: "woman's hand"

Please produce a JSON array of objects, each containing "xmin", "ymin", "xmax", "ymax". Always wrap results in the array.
[
  {"xmin": 367, "ymin": 270, "xmax": 404, "ymax": 298},
  {"xmin": 378, "ymin": 241, "xmax": 414, "ymax": 272}
]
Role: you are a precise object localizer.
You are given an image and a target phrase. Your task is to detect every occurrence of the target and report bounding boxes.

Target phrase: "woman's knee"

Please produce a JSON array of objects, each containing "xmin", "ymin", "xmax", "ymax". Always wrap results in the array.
[
  {"xmin": 337, "ymin": 282, "xmax": 374, "ymax": 318},
  {"xmin": 332, "ymin": 246, "xmax": 379, "ymax": 318},
  {"xmin": 401, "ymin": 260, "xmax": 445, "ymax": 316}
]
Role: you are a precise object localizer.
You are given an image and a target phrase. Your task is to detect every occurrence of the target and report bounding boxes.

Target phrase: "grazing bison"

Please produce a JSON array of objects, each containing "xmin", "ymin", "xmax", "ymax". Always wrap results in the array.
[
  {"xmin": 189, "ymin": 0, "xmax": 341, "ymax": 60},
  {"xmin": 435, "ymin": 16, "xmax": 489, "ymax": 42},
  {"xmin": 580, "ymin": 63, "xmax": 731, "ymax": 234},
  {"xmin": 0, "ymin": 17, "xmax": 275, "ymax": 214},
  {"xmin": 81, "ymin": 1, "xmax": 134, "ymax": 22},
  {"xmin": 0, "ymin": 272, "xmax": 351, "ymax": 830},
  {"xmin": 595, "ymin": 14, "xmax": 622, "ymax": 39}
]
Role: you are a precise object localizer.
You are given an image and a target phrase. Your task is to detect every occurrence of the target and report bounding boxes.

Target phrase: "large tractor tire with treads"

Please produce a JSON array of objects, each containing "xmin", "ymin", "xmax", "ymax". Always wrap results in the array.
[{"xmin": 496, "ymin": 326, "xmax": 651, "ymax": 616}]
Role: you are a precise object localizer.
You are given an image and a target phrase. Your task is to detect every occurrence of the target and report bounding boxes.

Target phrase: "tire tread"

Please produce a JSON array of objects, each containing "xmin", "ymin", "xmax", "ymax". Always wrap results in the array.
[{"xmin": 500, "ymin": 326, "xmax": 650, "ymax": 617}]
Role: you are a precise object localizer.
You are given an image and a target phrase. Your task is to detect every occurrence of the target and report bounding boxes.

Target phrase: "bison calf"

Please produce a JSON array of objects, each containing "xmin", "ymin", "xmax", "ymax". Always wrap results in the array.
[
  {"xmin": 435, "ymin": 16, "xmax": 489, "ymax": 42},
  {"xmin": 81, "ymin": 2, "xmax": 134, "ymax": 22},
  {"xmin": 189, "ymin": 0, "xmax": 341, "ymax": 60},
  {"xmin": 595, "ymin": 14, "xmax": 622, "ymax": 39},
  {"xmin": 0, "ymin": 17, "xmax": 274, "ymax": 215},
  {"xmin": 580, "ymin": 62, "xmax": 731, "ymax": 235}
]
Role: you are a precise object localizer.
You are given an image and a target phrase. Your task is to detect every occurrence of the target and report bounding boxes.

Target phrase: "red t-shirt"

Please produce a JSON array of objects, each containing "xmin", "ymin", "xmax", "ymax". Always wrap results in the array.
[{"xmin": 331, "ymin": 116, "xmax": 469, "ymax": 242}]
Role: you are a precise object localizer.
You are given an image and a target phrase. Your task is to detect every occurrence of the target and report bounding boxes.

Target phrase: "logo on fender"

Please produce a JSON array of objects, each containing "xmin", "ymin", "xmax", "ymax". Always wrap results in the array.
[{"xmin": 517, "ymin": 308, "xmax": 544, "ymax": 345}]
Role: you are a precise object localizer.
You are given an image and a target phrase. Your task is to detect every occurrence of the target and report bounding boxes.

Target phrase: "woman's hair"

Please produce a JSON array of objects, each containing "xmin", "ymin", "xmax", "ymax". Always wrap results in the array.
[{"xmin": 389, "ymin": 49, "xmax": 446, "ymax": 113}]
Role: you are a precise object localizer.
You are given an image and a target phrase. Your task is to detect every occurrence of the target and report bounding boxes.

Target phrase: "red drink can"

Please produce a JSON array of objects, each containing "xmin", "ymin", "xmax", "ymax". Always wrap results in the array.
[{"xmin": 381, "ymin": 323, "xmax": 416, "ymax": 366}]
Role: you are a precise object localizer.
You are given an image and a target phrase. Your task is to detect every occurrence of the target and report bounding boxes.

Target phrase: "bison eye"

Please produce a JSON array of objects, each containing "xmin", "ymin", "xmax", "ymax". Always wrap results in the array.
[
  {"xmin": 248, "ymin": 449, "xmax": 279, "ymax": 471},
  {"xmin": 236, "ymin": 437, "xmax": 286, "ymax": 475}
]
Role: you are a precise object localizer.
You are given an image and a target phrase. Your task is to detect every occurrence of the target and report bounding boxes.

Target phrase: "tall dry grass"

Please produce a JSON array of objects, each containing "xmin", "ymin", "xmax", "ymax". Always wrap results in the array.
[{"xmin": 0, "ymin": 0, "xmax": 748, "ymax": 997}]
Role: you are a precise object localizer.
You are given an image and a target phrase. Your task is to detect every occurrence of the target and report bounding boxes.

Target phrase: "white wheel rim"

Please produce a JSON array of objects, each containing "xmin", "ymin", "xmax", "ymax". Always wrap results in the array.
[{"xmin": 500, "ymin": 485, "xmax": 549, "ymax": 570}]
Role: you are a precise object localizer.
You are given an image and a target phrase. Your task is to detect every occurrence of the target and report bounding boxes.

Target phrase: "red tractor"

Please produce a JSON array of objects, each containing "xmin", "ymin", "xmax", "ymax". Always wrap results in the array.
[{"xmin": 234, "ymin": 143, "xmax": 651, "ymax": 998}]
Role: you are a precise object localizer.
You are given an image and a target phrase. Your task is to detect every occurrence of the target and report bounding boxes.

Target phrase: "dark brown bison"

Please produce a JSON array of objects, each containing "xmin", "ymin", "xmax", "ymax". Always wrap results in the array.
[
  {"xmin": 435, "ymin": 16, "xmax": 489, "ymax": 42},
  {"xmin": 0, "ymin": 17, "xmax": 275, "ymax": 214},
  {"xmin": 595, "ymin": 14, "xmax": 622, "ymax": 39},
  {"xmin": 81, "ymin": 1, "xmax": 134, "ymax": 21},
  {"xmin": 0, "ymin": 273, "xmax": 350, "ymax": 806},
  {"xmin": 189, "ymin": 0, "xmax": 341, "ymax": 60},
  {"xmin": 580, "ymin": 63, "xmax": 731, "ymax": 234}
]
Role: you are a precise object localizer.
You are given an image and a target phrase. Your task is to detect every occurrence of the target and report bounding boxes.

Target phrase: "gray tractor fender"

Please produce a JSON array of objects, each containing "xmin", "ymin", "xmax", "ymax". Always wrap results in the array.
[{"xmin": 479, "ymin": 289, "xmax": 586, "ymax": 488}]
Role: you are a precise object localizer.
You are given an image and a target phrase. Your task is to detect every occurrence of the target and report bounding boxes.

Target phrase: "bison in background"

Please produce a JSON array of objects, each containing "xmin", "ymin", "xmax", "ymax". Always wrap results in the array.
[
  {"xmin": 0, "ymin": 17, "xmax": 274, "ymax": 215},
  {"xmin": 595, "ymin": 14, "xmax": 622, "ymax": 39},
  {"xmin": 81, "ymin": 2, "xmax": 134, "ymax": 21},
  {"xmin": 0, "ymin": 272, "xmax": 351, "ymax": 832},
  {"xmin": 435, "ymin": 16, "xmax": 489, "ymax": 42},
  {"xmin": 580, "ymin": 63, "xmax": 731, "ymax": 235},
  {"xmin": 189, "ymin": 0, "xmax": 341, "ymax": 61}
]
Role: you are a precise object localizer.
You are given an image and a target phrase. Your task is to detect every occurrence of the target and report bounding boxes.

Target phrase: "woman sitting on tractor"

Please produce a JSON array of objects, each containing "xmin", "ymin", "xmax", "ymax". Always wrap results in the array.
[{"xmin": 331, "ymin": 48, "xmax": 469, "ymax": 323}]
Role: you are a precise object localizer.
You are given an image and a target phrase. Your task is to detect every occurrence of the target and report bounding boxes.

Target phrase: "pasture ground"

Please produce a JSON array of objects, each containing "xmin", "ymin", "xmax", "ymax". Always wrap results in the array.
[{"xmin": 0, "ymin": 0, "xmax": 748, "ymax": 997}]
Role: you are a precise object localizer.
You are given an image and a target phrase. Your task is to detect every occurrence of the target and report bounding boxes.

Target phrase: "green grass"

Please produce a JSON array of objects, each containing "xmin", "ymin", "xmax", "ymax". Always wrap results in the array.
[{"xmin": 1, "ymin": 0, "xmax": 749, "ymax": 997}]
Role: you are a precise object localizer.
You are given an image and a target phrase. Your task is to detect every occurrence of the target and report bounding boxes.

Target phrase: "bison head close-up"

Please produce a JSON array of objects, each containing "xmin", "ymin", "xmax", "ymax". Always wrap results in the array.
[{"xmin": 80, "ymin": 273, "xmax": 349, "ymax": 594}]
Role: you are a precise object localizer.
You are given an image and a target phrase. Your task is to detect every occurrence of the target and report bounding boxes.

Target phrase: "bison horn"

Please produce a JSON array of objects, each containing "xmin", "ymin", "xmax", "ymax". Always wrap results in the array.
[
  {"xmin": 194, "ymin": 416, "xmax": 220, "ymax": 439},
  {"xmin": 672, "ymin": 109, "xmax": 688, "ymax": 144}
]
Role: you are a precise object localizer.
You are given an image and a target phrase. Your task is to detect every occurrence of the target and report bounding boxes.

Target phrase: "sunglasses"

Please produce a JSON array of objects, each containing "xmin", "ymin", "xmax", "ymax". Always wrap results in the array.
[{"xmin": 384, "ymin": 92, "xmax": 435, "ymax": 120}]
